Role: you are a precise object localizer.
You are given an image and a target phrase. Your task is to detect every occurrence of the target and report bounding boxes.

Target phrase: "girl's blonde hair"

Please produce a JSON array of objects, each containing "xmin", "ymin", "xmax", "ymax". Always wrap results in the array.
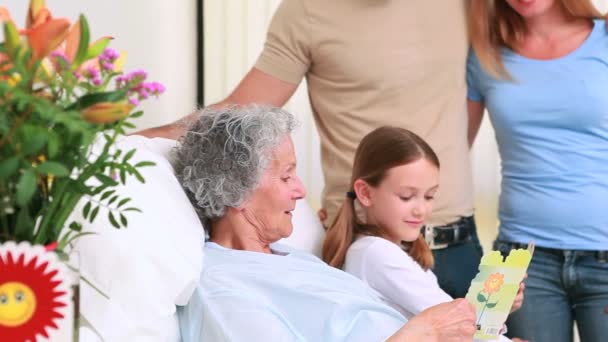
[
  {"xmin": 321, "ymin": 126, "xmax": 439, "ymax": 270},
  {"xmin": 468, "ymin": 0, "xmax": 601, "ymax": 78}
]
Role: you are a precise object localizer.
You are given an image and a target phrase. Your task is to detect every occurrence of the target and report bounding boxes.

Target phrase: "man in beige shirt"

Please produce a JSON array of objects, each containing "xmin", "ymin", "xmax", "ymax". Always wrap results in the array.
[{"xmin": 141, "ymin": 0, "xmax": 480, "ymax": 299}]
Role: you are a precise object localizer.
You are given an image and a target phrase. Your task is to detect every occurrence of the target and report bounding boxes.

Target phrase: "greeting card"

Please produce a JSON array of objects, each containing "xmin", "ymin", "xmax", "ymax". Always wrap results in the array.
[{"xmin": 466, "ymin": 243, "xmax": 534, "ymax": 340}]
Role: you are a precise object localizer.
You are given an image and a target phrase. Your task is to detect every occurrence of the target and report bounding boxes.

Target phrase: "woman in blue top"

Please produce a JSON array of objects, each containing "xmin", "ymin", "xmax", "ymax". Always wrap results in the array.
[{"xmin": 467, "ymin": 1, "xmax": 608, "ymax": 341}]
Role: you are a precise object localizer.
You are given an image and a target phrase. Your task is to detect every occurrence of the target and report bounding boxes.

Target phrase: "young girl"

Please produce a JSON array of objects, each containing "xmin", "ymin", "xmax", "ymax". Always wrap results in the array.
[{"xmin": 322, "ymin": 126, "xmax": 524, "ymax": 341}]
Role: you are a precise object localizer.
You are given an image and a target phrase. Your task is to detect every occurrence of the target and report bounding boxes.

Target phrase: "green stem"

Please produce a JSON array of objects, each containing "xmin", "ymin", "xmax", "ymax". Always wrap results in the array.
[
  {"xmin": 0, "ymin": 183, "xmax": 10, "ymax": 240},
  {"xmin": 49, "ymin": 192, "xmax": 83, "ymax": 240},
  {"xmin": 477, "ymin": 293, "xmax": 492, "ymax": 326},
  {"xmin": 35, "ymin": 179, "xmax": 70, "ymax": 244}
]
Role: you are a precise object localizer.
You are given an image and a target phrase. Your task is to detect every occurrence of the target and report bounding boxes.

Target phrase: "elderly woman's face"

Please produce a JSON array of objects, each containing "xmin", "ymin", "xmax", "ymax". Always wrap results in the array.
[{"xmin": 241, "ymin": 137, "xmax": 306, "ymax": 242}]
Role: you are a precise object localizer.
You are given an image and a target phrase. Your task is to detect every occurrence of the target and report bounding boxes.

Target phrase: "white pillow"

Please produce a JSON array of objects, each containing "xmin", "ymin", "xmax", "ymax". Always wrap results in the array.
[
  {"xmin": 70, "ymin": 135, "xmax": 325, "ymax": 341},
  {"xmin": 69, "ymin": 136, "xmax": 204, "ymax": 342},
  {"xmin": 280, "ymin": 200, "xmax": 326, "ymax": 257}
]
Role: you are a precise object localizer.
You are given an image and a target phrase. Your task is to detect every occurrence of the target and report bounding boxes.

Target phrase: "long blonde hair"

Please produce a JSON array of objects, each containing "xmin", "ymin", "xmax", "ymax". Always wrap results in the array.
[
  {"xmin": 321, "ymin": 127, "xmax": 439, "ymax": 270},
  {"xmin": 468, "ymin": 0, "xmax": 602, "ymax": 78}
]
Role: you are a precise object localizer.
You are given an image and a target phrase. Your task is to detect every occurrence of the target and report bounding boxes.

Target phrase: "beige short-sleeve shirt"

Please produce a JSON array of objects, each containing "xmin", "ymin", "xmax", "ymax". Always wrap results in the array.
[{"xmin": 256, "ymin": 0, "xmax": 473, "ymax": 225}]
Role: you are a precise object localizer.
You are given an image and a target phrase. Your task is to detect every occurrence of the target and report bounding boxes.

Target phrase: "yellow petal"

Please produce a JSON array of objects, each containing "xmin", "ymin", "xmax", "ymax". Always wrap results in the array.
[
  {"xmin": 27, "ymin": 0, "xmax": 47, "ymax": 28},
  {"xmin": 113, "ymin": 51, "xmax": 128, "ymax": 72}
]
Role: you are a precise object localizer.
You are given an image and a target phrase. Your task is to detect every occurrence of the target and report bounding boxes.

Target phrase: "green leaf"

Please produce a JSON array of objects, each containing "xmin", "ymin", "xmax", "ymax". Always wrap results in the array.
[
  {"xmin": 69, "ymin": 221, "xmax": 83, "ymax": 232},
  {"xmin": 119, "ymin": 169, "xmax": 126, "ymax": 184},
  {"xmin": 66, "ymin": 88, "xmax": 128, "ymax": 111},
  {"xmin": 37, "ymin": 161, "xmax": 70, "ymax": 177},
  {"xmin": 119, "ymin": 213, "xmax": 128, "ymax": 227},
  {"xmin": 22, "ymin": 132, "xmax": 47, "ymax": 155},
  {"xmin": 108, "ymin": 211, "xmax": 120, "ymax": 228},
  {"xmin": 117, "ymin": 197, "xmax": 131, "ymax": 208},
  {"xmin": 82, "ymin": 201, "xmax": 92, "ymax": 219},
  {"xmin": 73, "ymin": 15, "xmax": 91, "ymax": 67},
  {"xmin": 130, "ymin": 111, "xmax": 144, "ymax": 119},
  {"xmin": 16, "ymin": 169, "xmax": 37, "ymax": 206},
  {"xmin": 47, "ymin": 133, "xmax": 60, "ymax": 158},
  {"xmin": 95, "ymin": 173, "xmax": 118, "ymax": 186},
  {"xmin": 122, "ymin": 148, "xmax": 136, "ymax": 163},
  {"xmin": 100, "ymin": 190, "xmax": 115, "ymax": 201},
  {"xmin": 0, "ymin": 156, "xmax": 20, "ymax": 178},
  {"xmin": 90, "ymin": 206, "xmax": 100, "ymax": 222},
  {"xmin": 477, "ymin": 292, "xmax": 487, "ymax": 303},
  {"xmin": 486, "ymin": 302, "xmax": 498, "ymax": 309},
  {"xmin": 134, "ymin": 161, "xmax": 155, "ymax": 168},
  {"xmin": 124, "ymin": 207, "xmax": 142, "ymax": 213},
  {"xmin": 15, "ymin": 206, "xmax": 35, "ymax": 241},
  {"xmin": 131, "ymin": 169, "xmax": 145, "ymax": 183},
  {"xmin": 85, "ymin": 36, "xmax": 112, "ymax": 60},
  {"xmin": 108, "ymin": 195, "xmax": 118, "ymax": 205}
]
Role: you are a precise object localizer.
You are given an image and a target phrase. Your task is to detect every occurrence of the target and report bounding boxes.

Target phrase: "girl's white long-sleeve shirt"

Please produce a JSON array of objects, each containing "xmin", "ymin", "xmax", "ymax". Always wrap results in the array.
[{"xmin": 344, "ymin": 235, "xmax": 453, "ymax": 320}]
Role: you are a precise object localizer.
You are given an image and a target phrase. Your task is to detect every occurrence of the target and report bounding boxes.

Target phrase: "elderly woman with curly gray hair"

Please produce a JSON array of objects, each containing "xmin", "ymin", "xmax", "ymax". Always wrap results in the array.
[{"xmin": 174, "ymin": 105, "xmax": 476, "ymax": 342}]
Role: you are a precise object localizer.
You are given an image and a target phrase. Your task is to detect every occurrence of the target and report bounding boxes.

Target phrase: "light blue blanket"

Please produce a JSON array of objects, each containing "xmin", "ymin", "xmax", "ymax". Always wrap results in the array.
[{"xmin": 178, "ymin": 242, "xmax": 406, "ymax": 341}]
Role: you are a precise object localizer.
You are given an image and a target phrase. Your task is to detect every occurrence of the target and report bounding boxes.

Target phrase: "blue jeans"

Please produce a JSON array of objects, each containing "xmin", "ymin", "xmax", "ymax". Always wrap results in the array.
[
  {"xmin": 494, "ymin": 241, "xmax": 608, "ymax": 342},
  {"xmin": 432, "ymin": 217, "xmax": 483, "ymax": 299}
]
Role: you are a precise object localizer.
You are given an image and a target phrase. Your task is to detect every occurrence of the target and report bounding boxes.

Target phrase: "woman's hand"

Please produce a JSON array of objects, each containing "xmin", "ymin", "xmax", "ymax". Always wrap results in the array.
[
  {"xmin": 389, "ymin": 298, "xmax": 476, "ymax": 341},
  {"xmin": 510, "ymin": 273, "xmax": 527, "ymax": 313}
]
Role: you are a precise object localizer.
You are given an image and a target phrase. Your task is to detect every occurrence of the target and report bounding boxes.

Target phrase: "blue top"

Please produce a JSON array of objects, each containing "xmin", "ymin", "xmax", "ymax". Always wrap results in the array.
[
  {"xmin": 178, "ymin": 242, "xmax": 405, "ymax": 341},
  {"xmin": 467, "ymin": 19, "xmax": 608, "ymax": 250}
]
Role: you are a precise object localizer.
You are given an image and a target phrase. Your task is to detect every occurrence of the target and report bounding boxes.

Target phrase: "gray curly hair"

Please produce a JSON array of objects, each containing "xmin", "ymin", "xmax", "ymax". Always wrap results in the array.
[{"xmin": 174, "ymin": 105, "xmax": 298, "ymax": 228}]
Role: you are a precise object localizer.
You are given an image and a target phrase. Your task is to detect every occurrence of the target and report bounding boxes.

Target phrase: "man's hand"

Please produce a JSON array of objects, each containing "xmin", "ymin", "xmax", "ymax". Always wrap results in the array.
[
  {"xmin": 388, "ymin": 298, "xmax": 476, "ymax": 341},
  {"xmin": 317, "ymin": 208, "xmax": 327, "ymax": 226},
  {"xmin": 132, "ymin": 111, "xmax": 200, "ymax": 139}
]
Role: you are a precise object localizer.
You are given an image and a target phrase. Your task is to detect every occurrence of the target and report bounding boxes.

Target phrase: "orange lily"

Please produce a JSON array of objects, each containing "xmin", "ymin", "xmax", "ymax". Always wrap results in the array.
[
  {"xmin": 53, "ymin": 18, "xmax": 113, "ymax": 74},
  {"xmin": 17, "ymin": 0, "xmax": 71, "ymax": 64},
  {"xmin": 26, "ymin": 18, "xmax": 71, "ymax": 63},
  {"xmin": 81, "ymin": 102, "xmax": 132, "ymax": 124}
]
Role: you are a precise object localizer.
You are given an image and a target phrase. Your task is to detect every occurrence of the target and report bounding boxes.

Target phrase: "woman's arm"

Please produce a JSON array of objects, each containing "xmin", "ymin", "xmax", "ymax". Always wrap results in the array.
[
  {"xmin": 467, "ymin": 99, "xmax": 485, "ymax": 148},
  {"xmin": 387, "ymin": 299, "xmax": 477, "ymax": 342}
]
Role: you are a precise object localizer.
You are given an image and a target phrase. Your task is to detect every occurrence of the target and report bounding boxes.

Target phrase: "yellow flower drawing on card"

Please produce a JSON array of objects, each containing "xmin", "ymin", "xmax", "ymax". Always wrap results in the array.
[
  {"xmin": 483, "ymin": 273, "xmax": 504, "ymax": 295},
  {"xmin": 476, "ymin": 272, "xmax": 504, "ymax": 326}
]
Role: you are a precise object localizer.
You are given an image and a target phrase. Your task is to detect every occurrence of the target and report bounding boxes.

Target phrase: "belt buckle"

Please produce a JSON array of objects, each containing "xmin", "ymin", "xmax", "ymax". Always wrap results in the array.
[{"xmin": 424, "ymin": 225, "xmax": 448, "ymax": 250}]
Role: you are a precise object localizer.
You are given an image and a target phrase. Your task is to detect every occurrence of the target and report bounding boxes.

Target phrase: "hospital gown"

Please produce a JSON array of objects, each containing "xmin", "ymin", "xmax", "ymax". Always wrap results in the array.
[{"xmin": 178, "ymin": 242, "xmax": 406, "ymax": 341}]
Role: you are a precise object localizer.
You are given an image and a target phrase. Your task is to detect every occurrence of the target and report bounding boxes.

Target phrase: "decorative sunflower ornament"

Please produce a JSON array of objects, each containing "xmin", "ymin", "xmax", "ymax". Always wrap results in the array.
[{"xmin": 0, "ymin": 242, "xmax": 71, "ymax": 342}]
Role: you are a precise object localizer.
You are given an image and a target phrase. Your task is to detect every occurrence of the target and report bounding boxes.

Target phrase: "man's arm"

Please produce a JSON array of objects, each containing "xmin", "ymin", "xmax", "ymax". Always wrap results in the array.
[
  {"xmin": 467, "ymin": 99, "xmax": 485, "ymax": 148},
  {"xmin": 135, "ymin": 68, "xmax": 298, "ymax": 139}
]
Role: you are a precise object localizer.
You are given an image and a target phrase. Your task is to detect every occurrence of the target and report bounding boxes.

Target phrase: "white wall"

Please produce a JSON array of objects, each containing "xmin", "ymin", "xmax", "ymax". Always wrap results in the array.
[{"xmin": 1, "ymin": 0, "xmax": 198, "ymax": 130}]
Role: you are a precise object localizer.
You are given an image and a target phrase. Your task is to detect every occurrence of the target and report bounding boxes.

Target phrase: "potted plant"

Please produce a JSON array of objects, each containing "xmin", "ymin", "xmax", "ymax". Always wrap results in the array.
[{"xmin": 0, "ymin": 1, "xmax": 164, "ymax": 340}]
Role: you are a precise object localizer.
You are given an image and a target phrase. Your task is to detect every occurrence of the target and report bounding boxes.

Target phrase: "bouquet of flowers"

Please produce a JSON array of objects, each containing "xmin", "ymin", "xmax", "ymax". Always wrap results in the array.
[{"xmin": 0, "ymin": 0, "xmax": 164, "ymax": 249}]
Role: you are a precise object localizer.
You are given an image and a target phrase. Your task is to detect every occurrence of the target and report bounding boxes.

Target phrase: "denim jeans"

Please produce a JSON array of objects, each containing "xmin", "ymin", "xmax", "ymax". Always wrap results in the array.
[
  {"xmin": 494, "ymin": 240, "xmax": 608, "ymax": 342},
  {"xmin": 431, "ymin": 217, "xmax": 483, "ymax": 299}
]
